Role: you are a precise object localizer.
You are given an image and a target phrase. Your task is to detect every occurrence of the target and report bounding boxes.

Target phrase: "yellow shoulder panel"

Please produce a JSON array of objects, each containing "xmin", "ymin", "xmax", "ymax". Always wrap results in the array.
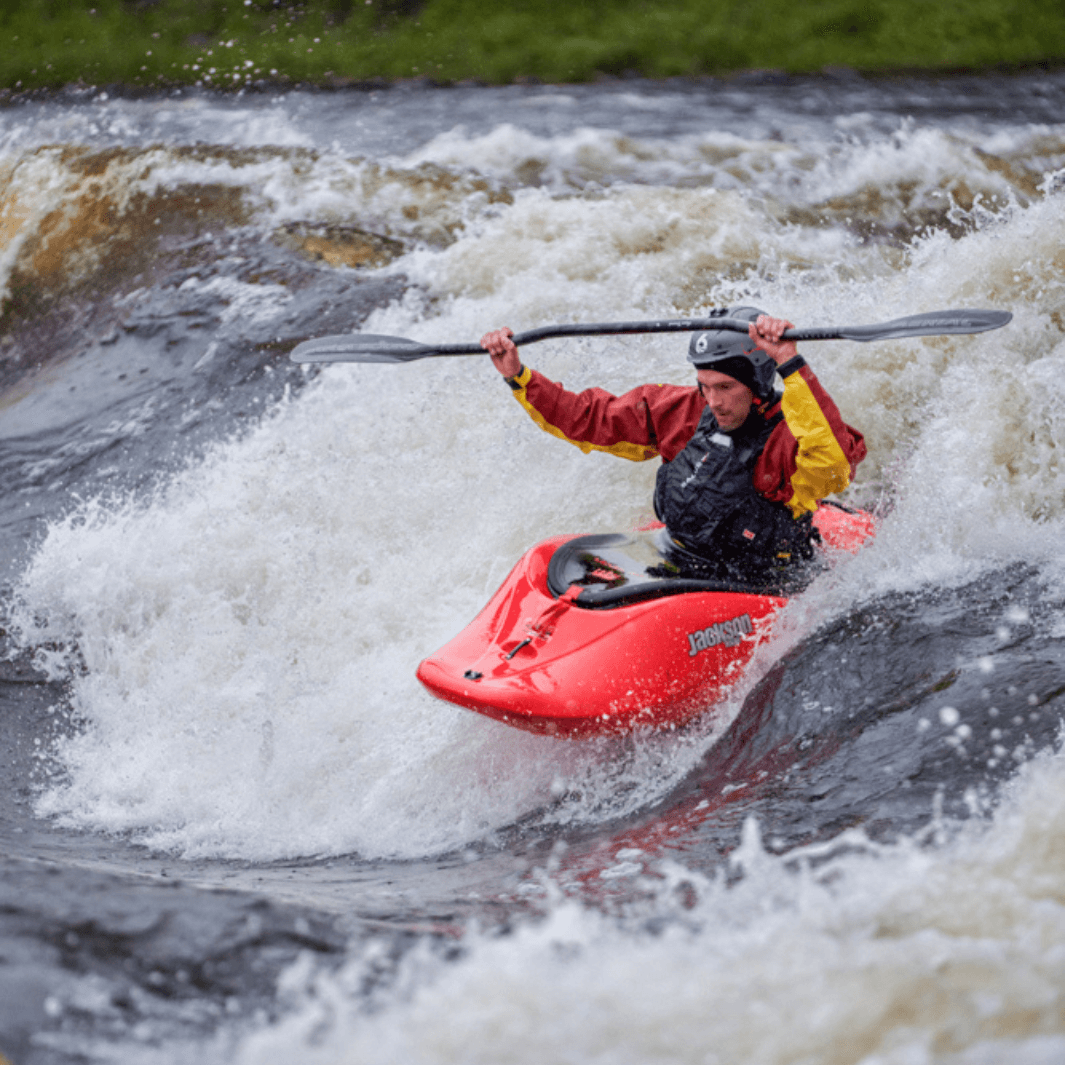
[{"xmin": 779, "ymin": 368, "xmax": 851, "ymax": 517}]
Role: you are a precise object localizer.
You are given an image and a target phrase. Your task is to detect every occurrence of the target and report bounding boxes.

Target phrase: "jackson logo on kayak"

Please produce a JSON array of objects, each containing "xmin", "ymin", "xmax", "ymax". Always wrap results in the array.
[{"xmin": 687, "ymin": 613, "xmax": 753, "ymax": 657}]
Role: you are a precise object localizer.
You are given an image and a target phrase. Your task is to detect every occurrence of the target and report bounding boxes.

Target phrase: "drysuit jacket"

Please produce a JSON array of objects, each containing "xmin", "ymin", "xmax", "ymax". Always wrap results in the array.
[{"xmin": 504, "ymin": 354, "xmax": 866, "ymax": 580}]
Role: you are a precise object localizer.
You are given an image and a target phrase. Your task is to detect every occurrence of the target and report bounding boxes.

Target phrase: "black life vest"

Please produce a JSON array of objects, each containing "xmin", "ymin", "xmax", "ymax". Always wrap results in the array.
[{"xmin": 652, "ymin": 405, "xmax": 816, "ymax": 584}]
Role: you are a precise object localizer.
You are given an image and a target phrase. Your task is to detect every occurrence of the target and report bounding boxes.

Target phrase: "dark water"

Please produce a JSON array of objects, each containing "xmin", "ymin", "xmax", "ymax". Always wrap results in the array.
[{"xmin": 2, "ymin": 72, "xmax": 1065, "ymax": 1063}]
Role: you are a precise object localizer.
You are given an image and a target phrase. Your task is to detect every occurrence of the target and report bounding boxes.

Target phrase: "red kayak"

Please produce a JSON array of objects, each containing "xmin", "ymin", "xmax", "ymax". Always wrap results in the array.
[{"xmin": 417, "ymin": 504, "xmax": 875, "ymax": 737}]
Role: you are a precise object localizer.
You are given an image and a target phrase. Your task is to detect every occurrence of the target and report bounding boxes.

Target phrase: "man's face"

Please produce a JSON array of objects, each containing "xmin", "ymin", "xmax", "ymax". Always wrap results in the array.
[{"xmin": 696, "ymin": 368, "xmax": 755, "ymax": 431}]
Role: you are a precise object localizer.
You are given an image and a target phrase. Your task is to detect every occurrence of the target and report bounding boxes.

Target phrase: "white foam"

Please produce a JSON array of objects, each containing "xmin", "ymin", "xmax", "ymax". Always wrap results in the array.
[{"xmin": 228, "ymin": 747, "xmax": 1065, "ymax": 1065}]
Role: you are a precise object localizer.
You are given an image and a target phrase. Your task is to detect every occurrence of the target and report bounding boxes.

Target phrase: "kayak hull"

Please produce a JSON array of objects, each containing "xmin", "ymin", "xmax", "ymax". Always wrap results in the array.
[
  {"xmin": 417, "ymin": 506, "xmax": 874, "ymax": 737},
  {"xmin": 417, "ymin": 535, "xmax": 784, "ymax": 737}
]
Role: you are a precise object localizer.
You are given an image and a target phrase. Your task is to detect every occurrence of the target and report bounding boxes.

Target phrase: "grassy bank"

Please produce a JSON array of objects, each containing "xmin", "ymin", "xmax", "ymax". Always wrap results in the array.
[{"xmin": 2, "ymin": 0, "xmax": 1064, "ymax": 93}]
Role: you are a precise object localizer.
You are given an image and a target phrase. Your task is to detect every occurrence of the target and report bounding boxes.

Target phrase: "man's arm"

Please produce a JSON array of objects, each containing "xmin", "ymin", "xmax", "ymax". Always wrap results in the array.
[
  {"xmin": 751, "ymin": 316, "xmax": 866, "ymax": 516},
  {"xmin": 479, "ymin": 327, "xmax": 700, "ymax": 463}
]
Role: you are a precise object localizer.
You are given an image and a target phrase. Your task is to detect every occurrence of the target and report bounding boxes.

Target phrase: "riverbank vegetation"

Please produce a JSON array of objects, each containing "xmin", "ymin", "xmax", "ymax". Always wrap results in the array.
[{"xmin": 2, "ymin": 0, "xmax": 1063, "ymax": 93}]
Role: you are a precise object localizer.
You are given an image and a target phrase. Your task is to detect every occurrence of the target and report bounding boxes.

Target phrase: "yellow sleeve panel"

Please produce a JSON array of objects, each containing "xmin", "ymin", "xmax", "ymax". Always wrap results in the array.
[
  {"xmin": 506, "ymin": 365, "xmax": 660, "ymax": 463},
  {"xmin": 779, "ymin": 367, "xmax": 852, "ymax": 518}
]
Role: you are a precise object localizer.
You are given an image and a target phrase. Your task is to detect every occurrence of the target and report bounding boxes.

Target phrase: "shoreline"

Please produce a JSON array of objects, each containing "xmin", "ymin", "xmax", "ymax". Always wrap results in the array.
[{"xmin": 4, "ymin": 61, "xmax": 1065, "ymax": 106}]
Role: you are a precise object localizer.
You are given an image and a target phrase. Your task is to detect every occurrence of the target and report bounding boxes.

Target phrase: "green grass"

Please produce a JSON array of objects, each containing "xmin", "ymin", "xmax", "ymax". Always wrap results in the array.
[{"xmin": 1, "ymin": 0, "xmax": 1063, "ymax": 92}]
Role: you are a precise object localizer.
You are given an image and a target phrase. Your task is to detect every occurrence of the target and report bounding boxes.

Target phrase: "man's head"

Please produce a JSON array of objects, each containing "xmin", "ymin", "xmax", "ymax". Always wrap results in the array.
[{"xmin": 687, "ymin": 306, "xmax": 778, "ymax": 420}]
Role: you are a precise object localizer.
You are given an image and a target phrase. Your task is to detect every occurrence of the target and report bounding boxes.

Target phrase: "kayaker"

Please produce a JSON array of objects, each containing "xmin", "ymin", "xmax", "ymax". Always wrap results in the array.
[{"xmin": 480, "ymin": 308, "xmax": 866, "ymax": 587}]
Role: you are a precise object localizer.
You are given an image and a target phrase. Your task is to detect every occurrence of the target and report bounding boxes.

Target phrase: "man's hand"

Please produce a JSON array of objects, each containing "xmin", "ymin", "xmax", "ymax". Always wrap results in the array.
[
  {"xmin": 750, "ymin": 315, "xmax": 798, "ymax": 366},
  {"xmin": 480, "ymin": 327, "xmax": 522, "ymax": 378}
]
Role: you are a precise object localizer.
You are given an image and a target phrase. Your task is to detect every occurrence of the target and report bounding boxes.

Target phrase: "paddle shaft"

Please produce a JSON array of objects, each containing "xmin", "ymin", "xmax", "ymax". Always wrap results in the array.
[{"xmin": 425, "ymin": 317, "xmax": 881, "ymax": 355}]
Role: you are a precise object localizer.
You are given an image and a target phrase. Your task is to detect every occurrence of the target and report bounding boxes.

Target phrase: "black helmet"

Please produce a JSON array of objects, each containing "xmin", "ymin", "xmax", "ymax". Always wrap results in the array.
[{"xmin": 687, "ymin": 305, "xmax": 778, "ymax": 400}]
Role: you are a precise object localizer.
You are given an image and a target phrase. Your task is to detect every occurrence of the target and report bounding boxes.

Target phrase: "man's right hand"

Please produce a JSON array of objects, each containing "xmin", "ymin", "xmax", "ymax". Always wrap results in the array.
[{"xmin": 480, "ymin": 327, "xmax": 522, "ymax": 378}]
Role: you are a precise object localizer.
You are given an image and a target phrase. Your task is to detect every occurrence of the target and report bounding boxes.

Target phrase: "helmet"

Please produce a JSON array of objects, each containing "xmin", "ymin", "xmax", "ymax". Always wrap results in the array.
[{"xmin": 687, "ymin": 305, "xmax": 778, "ymax": 401}]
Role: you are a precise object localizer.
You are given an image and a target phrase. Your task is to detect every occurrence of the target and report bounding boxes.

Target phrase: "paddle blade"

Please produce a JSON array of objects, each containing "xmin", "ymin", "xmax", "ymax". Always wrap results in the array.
[
  {"xmin": 831, "ymin": 309, "xmax": 1012, "ymax": 342},
  {"xmin": 290, "ymin": 333, "xmax": 437, "ymax": 364}
]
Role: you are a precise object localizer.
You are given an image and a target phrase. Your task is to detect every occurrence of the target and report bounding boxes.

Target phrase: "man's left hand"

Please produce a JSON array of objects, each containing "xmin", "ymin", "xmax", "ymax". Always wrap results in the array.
[{"xmin": 750, "ymin": 315, "xmax": 798, "ymax": 366}]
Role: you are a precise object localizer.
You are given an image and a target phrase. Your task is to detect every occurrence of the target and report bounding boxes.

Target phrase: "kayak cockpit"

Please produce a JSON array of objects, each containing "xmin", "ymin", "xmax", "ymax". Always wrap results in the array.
[{"xmin": 546, "ymin": 531, "xmax": 762, "ymax": 608}]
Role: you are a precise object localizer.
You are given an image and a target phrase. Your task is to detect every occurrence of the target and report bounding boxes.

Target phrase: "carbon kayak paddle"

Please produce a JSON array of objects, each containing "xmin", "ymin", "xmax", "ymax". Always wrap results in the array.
[{"xmin": 289, "ymin": 309, "xmax": 1012, "ymax": 365}]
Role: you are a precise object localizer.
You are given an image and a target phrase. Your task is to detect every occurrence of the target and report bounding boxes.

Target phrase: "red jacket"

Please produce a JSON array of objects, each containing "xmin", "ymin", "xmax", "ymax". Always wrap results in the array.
[{"xmin": 505, "ymin": 357, "xmax": 866, "ymax": 518}]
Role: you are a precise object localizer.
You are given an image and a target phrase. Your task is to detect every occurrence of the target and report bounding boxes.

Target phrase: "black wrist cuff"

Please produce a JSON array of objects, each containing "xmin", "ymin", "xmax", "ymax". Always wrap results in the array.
[
  {"xmin": 776, "ymin": 354, "xmax": 806, "ymax": 378},
  {"xmin": 505, "ymin": 365, "xmax": 526, "ymax": 391}
]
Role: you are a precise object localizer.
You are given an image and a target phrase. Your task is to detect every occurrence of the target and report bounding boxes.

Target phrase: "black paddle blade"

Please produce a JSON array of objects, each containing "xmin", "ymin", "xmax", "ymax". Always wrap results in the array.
[
  {"xmin": 291, "ymin": 333, "xmax": 440, "ymax": 364},
  {"xmin": 789, "ymin": 309, "xmax": 1013, "ymax": 342}
]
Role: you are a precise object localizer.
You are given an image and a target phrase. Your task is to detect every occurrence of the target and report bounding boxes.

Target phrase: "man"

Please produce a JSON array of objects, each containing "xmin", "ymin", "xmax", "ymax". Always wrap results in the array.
[{"xmin": 480, "ymin": 307, "xmax": 866, "ymax": 588}]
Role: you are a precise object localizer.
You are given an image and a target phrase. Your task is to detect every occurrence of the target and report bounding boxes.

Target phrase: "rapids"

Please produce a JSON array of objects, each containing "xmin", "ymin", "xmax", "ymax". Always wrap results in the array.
[{"xmin": 1, "ymin": 72, "xmax": 1065, "ymax": 1063}]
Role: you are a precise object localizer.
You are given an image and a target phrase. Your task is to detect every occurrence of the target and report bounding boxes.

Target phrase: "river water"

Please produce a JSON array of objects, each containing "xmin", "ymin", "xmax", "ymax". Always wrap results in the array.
[{"xmin": 2, "ymin": 71, "xmax": 1065, "ymax": 1063}]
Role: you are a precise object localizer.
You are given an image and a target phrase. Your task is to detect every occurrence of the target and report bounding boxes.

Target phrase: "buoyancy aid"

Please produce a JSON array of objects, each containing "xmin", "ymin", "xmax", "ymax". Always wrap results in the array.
[{"xmin": 652, "ymin": 404, "xmax": 816, "ymax": 583}]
